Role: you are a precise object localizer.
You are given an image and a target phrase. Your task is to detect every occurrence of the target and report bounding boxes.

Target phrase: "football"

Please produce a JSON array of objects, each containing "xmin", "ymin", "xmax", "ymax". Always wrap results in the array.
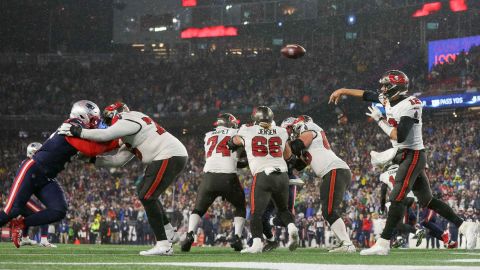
[{"xmin": 281, "ymin": 44, "xmax": 306, "ymax": 59}]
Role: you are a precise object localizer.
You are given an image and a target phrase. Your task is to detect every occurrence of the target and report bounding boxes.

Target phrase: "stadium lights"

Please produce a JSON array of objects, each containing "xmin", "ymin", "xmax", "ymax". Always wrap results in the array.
[
  {"xmin": 226, "ymin": 5, "xmax": 232, "ymax": 11},
  {"xmin": 347, "ymin": 15, "xmax": 356, "ymax": 25}
]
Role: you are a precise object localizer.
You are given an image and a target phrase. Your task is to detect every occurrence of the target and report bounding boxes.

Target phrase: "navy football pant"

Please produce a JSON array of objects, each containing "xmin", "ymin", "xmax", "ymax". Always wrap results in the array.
[
  {"xmin": 262, "ymin": 184, "xmax": 297, "ymax": 239},
  {"xmin": 0, "ymin": 160, "xmax": 67, "ymax": 228}
]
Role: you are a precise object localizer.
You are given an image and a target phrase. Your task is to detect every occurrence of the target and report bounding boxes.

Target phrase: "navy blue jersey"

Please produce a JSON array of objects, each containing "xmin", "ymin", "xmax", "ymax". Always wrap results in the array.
[
  {"xmin": 32, "ymin": 119, "xmax": 119, "ymax": 178},
  {"xmin": 33, "ymin": 131, "xmax": 80, "ymax": 178}
]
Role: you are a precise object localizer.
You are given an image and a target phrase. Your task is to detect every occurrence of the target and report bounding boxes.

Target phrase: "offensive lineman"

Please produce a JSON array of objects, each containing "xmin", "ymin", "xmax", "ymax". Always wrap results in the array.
[
  {"xmin": 181, "ymin": 113, "xmax": 246, "ymax": 252},
  {"xmin": 228, "ymin": 106, "xmax": 299, "ymax": 253},
  {"xmin": 329, "ymin": 70, "xmax": 478, "ymax": 255},
  {"xmin": 289, "ymin": 115, "xmax": 355, "ymax": 253},
  {"xmin": 59, "ymin": 102, "xmax": 188, "ymax": 256}
]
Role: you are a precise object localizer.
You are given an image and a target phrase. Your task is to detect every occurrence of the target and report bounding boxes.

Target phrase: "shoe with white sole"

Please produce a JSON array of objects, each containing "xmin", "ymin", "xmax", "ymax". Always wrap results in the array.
[
  {"xmin": 39, "ymin": 242, "xmax": 57, "ymax": 248},
  {"xmin": 20, "ymin": 237, "xmax": 37, "ymax": 246},
  {"xmin": 360, "ymin": 238, "xmax": 390, "ymax": 256},
  {"xmin": 166, "ymin": 228, "xmax": 180, "ymax": 244},
  {"xmin": 240, "ymin": 238, "xmax": 263, "ymax": 254},
  {"xmin": 287, "ymin": 228, "xmax": 299, "ymax": 251},
  {"xmin": 329, "ymin": 241, "xmax": 356, "ymax": 253},
  {"xmin": 139, "ymin": 241, "xmax": 173, "ymax": 256},
  {"xmin": 459, "ymin": 221, "xmax": 478, "ymax": 250}
]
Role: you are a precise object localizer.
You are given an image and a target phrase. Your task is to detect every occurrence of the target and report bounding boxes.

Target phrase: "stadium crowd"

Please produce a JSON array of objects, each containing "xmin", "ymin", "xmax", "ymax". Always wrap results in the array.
[
  {"xmin": 0, "ymin": 42, "xmax": 478, "ymax": 117},
  {"xmin": 1, "ymin": 115, "xmax": 478, "ymax": 248}
]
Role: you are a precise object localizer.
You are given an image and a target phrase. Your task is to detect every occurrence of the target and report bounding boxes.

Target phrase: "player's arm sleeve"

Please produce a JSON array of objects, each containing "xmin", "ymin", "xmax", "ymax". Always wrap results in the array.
[
  {"xmin": 397, "ymin": 116, "xmax": 416, "ymax": 143},
  {"xmin": 66, "ymin": 137, "xmax": 120, "ymax": 157},
  {"xmin": 80, "ymin": 119, "xmax": 141, "ymax": 142},
  {"xmin": 95, "ymin": 144, "xmax": 135, "ymax": 168},
  {"xmin": 362, "ymin": 90, "xmax": 381, "ymax": 103}
]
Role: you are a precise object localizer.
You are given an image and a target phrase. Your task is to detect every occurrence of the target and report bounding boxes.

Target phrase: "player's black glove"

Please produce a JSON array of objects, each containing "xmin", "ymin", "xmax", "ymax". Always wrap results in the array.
[{"xmin": 226, "ymin": 137, "xmax": 240, "ymax": 151}]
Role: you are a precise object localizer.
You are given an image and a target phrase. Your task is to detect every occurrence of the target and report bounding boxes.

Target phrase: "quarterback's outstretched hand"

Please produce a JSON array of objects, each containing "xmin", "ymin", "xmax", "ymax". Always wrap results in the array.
[
  {"xmin": 58, "ymin": 123, "xmax": 83, "ymax": 137},
  {"xmin": 328, "ymin": 89, "xmax": 345, "ymax": 104},
  {"xmin": 366, "ymin": 106, "xmax": 384, "ymax": 122}
]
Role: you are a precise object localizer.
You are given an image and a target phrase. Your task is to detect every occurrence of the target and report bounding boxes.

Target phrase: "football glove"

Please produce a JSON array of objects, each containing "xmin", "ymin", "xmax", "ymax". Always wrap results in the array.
[
  {"xmin": 366, "ymin": 106, "xmax": 384, "ymax": 122},
  {"xmin": 58, "ymin": 123, "xmax": 83, "ymax": 137}
]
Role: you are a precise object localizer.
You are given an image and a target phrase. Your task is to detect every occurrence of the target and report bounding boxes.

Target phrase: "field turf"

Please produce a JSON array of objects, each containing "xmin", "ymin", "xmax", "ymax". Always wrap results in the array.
[{"xmin": 0, "ymin": 243, "xmax": 479, "ymax": 270}]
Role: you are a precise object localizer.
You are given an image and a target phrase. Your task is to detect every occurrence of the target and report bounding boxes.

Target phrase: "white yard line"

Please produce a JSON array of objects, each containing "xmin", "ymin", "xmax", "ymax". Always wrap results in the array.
[{"xmin": 0, "ymin": 262, "xmax": 479, "ymax": 270}]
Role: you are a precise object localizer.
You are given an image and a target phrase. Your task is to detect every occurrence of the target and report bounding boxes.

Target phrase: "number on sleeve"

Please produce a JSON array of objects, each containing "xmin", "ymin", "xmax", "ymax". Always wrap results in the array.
[
  {"xmin": 142, "ymin": 117, "xmax": 165, "ymax": 135},
  {"xmin": 320, "ymin": 131, "xmax": 331, "ymax": 150}
]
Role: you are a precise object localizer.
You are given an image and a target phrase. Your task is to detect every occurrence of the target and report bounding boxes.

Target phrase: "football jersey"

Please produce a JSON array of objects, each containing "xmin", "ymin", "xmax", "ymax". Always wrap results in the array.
[
  {"xmin": 237, "ymin": 124, "xmax": 288, "ymax": 175},
  {"xmin": 385, "ymin": 96, "xmax": 424, "ymax": 150},
  {"xmin": 303, "ymin": 122, "xmax": 350, "ymax": 178},
  {"xmin": 82, "ymin": 111, "xmax": 187, "ymax": 163},
  {"xmin": 203, "ymin": 127, "xmax": 238, "ymax": 173}
]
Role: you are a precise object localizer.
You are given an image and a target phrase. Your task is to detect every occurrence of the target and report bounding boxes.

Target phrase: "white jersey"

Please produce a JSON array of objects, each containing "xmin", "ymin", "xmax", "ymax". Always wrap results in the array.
[
  {"xmin": 385, "ymin": 96, "xmax": 424, "ymax": 150},
  {"xmin": 303, "ymin": 122, "xmax": 350, "ymax": 178},
  {"xmin": 380, "ymin": 165, "xmax": 414, "ymax": 198},
  {"xmin": 237, "ymin": 124, "xmax": 288, "ymax": 175},
  {"xmin": 203, "ymin": 127, "xmax": 238, "ymax": 173},
  {"xmin": 81, "ymin": 111, "xmax": 187, "ymax": 164}
]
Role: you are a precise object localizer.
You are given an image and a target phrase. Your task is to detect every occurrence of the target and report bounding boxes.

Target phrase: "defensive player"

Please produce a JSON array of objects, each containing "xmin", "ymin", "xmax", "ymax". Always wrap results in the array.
[
  {"xmin": 0, "ymin": 100, "xmax": 118, "ymax": 248},
  {"xmin": 19, "ymin": 142, "xmax": 57, "ymax": 248},
  {"xmin": 329, "ymin": 70, "xmax": 478, "ymax": 254},
  {"xmin": 59, "ymin": 102, "xmax": 188, "ymax": 256},
  {"xmin": 378, "ymin": 163, "xmax": 456, "ymax": 248},
  {"xmin": 228, "ymin": 106, "xmax": 299, "ymax": 253},
  {"xmin": 181, "ymin": 113, "xmax": 246, "ymax": 252},
  {"xmin": 290, "ymin": 115, "xmax": 355, "ymax": 253}
]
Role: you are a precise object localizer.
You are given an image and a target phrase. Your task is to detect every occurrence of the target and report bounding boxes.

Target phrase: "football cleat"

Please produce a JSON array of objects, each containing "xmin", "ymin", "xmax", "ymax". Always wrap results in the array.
[
  {"xmin": 328, "ymin": 241, "xmax": 356, "ymax": 253},
  {"xmin": 139, "ymin": 242, "xmax": 173, "ymax": 256},
  {"xmin": 230, "ymin": 235, "xmax": 243, "ymax": 252},
  {"xmin": 39, "ymin": 242, "xmax": 57, "ymax": 248},
  {"xmin": 391, "ymin": 237, "xmax": 405, "ymax": 249},
  {"xmin": 441, "ymin": 232, "xmax": 450, "ymax": 245},
  {"xmin": 414, "ymin": 228, "xmax": 425, "ymax": 247},
  {"xmin": 20, "ymin": 237, "xmax": 37, "ymax": 246},
  {"xmin": 166, "ymin": 228, "xmax": 180, "ymax": 244},
  {"xmin": 11, "ymin": 217, "xmax": 26, "ymax": 248},
  {"xmin": 180, "ymin": 231, "xmax": 195, "ymax": 252},
  {"xmin": 458, "ymin": 221, "xmax": 478, "ymax": 250},
  {"xmin": 262, "ymin": 239, "xmax": 280, "ymax": 252},
  {"xmin": 360, "ymin": 238, "xmax": 390, "ymax": 256},
  {"xmin": 240, "ymin": 238, "xmax": 263, "ymax": 254},
  {"xmin": 287, "ymin": 228, "xmax": 299, "ymax": 251},
  {"xmin": 446, "ymin": 240, "xmax": 458, "ymax": 249}
]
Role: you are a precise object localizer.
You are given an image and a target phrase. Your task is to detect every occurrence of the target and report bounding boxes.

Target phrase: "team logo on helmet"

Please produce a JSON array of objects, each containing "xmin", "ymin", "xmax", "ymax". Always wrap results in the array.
[
  {"xmin": 378, "ymin": 70, "xmax": 409, "ymax": 100},
  {"xmin": 214, "ymin": 113, "xmax": 239, "ymax": 129},
  {"xmin": 103, "ymin": 102, "xmax": 129, "ymax": 126}
]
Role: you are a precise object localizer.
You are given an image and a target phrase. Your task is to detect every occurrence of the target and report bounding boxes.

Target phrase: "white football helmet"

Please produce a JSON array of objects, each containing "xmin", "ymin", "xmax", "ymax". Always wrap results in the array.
[
  {"xmin": 69, "ymin": 100, "xmax": 101, "ymax": 128},
  {"xmin": 26, "ymin": 142, "xmax": 42, "ymax": 158}
]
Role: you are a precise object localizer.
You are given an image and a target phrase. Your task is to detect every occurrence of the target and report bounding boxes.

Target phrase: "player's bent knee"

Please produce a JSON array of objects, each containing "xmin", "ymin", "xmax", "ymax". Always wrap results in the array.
[{"xmin": 416, "ymin": 194, "xmax": 433, "ymax": 208}]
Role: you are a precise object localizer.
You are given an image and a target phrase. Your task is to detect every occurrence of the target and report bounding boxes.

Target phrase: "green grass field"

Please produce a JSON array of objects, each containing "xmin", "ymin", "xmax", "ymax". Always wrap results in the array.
[{"xmin": 0, "ymin": 243, "xmax": 479, "ymax": 270}]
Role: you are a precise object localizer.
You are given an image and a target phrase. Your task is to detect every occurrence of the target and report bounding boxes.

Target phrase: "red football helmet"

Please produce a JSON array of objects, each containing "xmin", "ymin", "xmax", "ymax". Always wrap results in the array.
[
  {"xmin": 103, "ymin": 102, "xmax": 130, "ymax": 126},
  {"xmin": 214, "ymin": 113, "xmax": 239, "ymax": 129},
  {"xmin": 378, "ymin": 70, "xmax": 409, "ymax": 99}
]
